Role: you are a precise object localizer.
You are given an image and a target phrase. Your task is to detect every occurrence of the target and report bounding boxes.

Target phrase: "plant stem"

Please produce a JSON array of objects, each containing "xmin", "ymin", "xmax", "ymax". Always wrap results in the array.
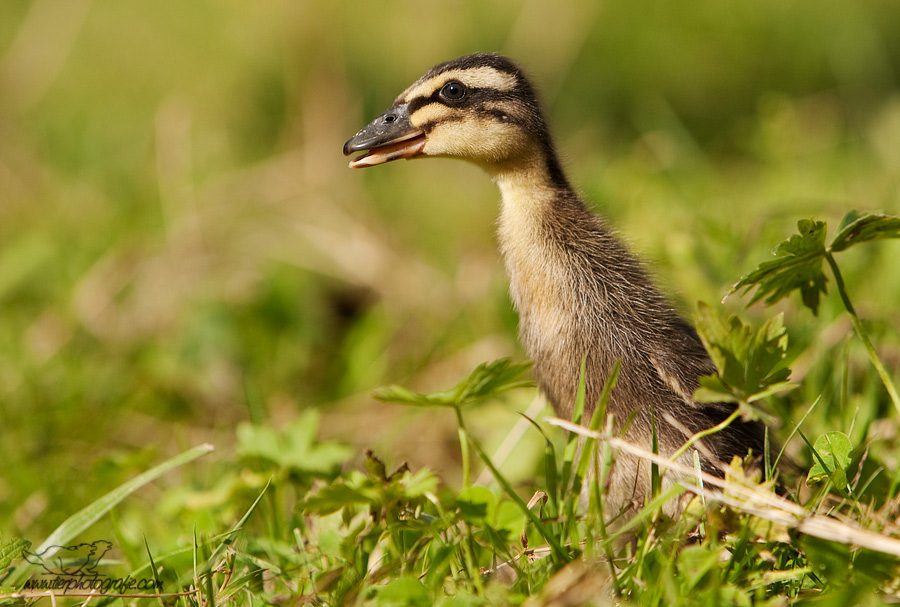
[
  {"xmin": 470, "ymin": 437, "xmax": 571, "ymax": 563},
  {"xmin": 825, "ymin": 251, "xmax": 900, "ymax": 417},
  {"xmin": 670, "ymin": 407, "xmax": 741, "ymax": 463},
  {"xmin": 460, "ymin": 522, "xmax": 485, "ymax": 595},
  {"xmin": 454, "ymin": 405, "xmax": 471, "ymax": 488},
  {"xmin": 594, "ymin": 441, "xmax": 622, "ymax": 597}
]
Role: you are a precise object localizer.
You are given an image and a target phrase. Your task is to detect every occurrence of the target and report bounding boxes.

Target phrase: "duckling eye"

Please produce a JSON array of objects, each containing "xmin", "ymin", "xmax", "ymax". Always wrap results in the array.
[{"xmin": 441, "ymin": 81, "xmax": 466, "ymax": 101}]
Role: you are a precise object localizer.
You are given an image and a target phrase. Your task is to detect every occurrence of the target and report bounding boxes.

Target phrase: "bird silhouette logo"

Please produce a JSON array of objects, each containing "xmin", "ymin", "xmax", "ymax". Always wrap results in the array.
[{"xmin": 22, "ymin": 540, "xmax": 113, "ymax": 577}]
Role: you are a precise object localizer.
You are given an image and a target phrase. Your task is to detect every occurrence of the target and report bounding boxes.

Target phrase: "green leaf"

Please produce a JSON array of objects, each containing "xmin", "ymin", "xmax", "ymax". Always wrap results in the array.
[
  {"xmin": 374, "ymin": 358, "xmax": 533, "ymax": 408},
  {"xmin": 456, "ymin": 486, "xmax": 495, "ymax": 524},
  {"xmin": 370, "ymin": 576, "xmax": 432, "ymax": 607},
  {"xmin": 452, "ymin": 359, "xmax": 533, "ymax": 405},
  {"xmin": 694, "ymin": 375, "xmax": 739, "ymax": 404},
  {"xmin": 300, "ymin": 479, "xmax": 374, "ymax": 515},
  {"xmin": 401, "ymin": 467, "xmax": 441, "ymax": 498},
  {"xmin": 0, "ymin": 538, "xmax": 30, "ymax": 572},
  {"xmin": 693, "ymin": 303, "xmax": 795, "ymax": 408},
  {"xmin": 807, "ymin": 431, "xmax": 853, "ymax": 488},
  {"xmin": 829, "ymin": 212, "xmax": 900, "ymax": 253},
  {"xmin": 237, "ymin": 410, "xmax": 352, "ymax": 475},
  {"xmin": 372, "ymin": 384, "xmax": 454, "ymax": 408},
  {"xmin": 731, "ymin": 218, "xmax": 828, "ymax": 314},
  {"xmin": 300, "ymin": 468, "xmax": 438, "ymax": 515}
]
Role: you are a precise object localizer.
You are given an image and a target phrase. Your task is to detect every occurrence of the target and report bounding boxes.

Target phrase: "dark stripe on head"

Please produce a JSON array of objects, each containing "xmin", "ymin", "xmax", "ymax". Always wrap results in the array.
[
  {"xmin": 407, "ymin": 86, "xmax": 523, "ymax": 114},
  {"xmin": 424, "ymin": 53, "xmax": 523, "ymax": 80}
]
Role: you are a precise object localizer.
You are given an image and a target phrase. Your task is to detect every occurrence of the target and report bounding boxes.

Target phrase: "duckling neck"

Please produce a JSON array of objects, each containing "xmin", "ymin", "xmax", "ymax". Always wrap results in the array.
[
  {"xmin": 492, "ymin": 160, "xmax": 567, "ymax": 239},
  {"xmin": 491, "ymin": 157, "xmax": 587, "ymax": 287},
  {"xmin": 491, "ymin": 159, "xmax": 601, "ymax": 415}
]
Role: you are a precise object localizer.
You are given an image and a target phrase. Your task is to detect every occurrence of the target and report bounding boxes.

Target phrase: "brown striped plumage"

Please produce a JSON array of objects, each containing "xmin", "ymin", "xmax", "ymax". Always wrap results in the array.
[{"xmin": 344, "ymin": 53, "xmax": 766, "ymax": 516}]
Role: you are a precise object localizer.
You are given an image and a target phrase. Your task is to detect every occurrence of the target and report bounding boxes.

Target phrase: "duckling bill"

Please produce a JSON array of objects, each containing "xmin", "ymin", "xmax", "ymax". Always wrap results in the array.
[{"xmin": 343, "ymin": 53, "xmax": 767, "ymax": 516}]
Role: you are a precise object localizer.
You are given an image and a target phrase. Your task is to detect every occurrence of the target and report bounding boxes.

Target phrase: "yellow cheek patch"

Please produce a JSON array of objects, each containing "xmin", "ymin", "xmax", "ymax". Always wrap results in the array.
[
  {"xmin": 400, "ymin": 67, "xmax": 518, "ymax": 103},
  {"xmin": 409, "ymin": 102, "xmax": 452, "ymax": 127},
  {"xmin": 420, "ymin": 113, "xmax": 531, "ymax": 163}
]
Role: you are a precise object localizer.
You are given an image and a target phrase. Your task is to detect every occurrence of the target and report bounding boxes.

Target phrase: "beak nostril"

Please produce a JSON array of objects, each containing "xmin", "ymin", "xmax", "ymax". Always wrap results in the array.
[{"xmin": 384, "ymin": 115, "xmax": 396, "ymax": 123}]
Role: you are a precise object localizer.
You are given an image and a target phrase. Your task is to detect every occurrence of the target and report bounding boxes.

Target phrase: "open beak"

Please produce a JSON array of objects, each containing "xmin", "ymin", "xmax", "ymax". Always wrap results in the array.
[{"xmin": 342, "ymin": 103, "xmax": 426, "ymax": 168}]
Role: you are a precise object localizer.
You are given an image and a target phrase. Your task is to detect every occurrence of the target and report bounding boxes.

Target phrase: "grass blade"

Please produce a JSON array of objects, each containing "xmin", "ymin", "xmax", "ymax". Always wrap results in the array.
[
  {"xmin": 560, "ymin": 359, "xmax": 588, "ymax": 493},
  {"xmin": 469, "ymin": 436, "xmax": 570, "ymax": 563},
  {"xmin": 6, "ymin": 444, "xmax": 213, "ymax": 590},
  {"xmin": 192, "ymin": 478, "xmax": 272, "ymax": 581},
  {"xmin": 37, "ymin": 444, "xmax": 214, "ymax": 556}
]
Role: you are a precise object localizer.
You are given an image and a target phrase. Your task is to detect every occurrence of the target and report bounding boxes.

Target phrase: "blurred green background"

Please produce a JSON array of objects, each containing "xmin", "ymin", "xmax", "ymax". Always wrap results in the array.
[{"xmin": 1, "ymin": 0, "xmax": 899, "ymax": 542}]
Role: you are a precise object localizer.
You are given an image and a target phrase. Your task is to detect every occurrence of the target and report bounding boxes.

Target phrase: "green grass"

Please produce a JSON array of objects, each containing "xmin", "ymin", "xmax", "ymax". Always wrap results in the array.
[{"xmin": 1, "ymin": 1, "xmax": 900, "ymax": 604}]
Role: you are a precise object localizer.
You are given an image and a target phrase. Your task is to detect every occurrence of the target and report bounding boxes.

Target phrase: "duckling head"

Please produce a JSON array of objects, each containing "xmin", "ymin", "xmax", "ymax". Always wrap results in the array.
[{"xmin": 343, "ymin": 53, "xmax": 562, "ymax": 180}]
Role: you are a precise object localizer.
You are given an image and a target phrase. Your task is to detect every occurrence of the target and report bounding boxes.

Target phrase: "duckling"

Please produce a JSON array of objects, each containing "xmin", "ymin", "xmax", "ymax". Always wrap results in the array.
[{"xmin": 343, "ymin": 53, "xmax": 766, "ymax": 516}]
